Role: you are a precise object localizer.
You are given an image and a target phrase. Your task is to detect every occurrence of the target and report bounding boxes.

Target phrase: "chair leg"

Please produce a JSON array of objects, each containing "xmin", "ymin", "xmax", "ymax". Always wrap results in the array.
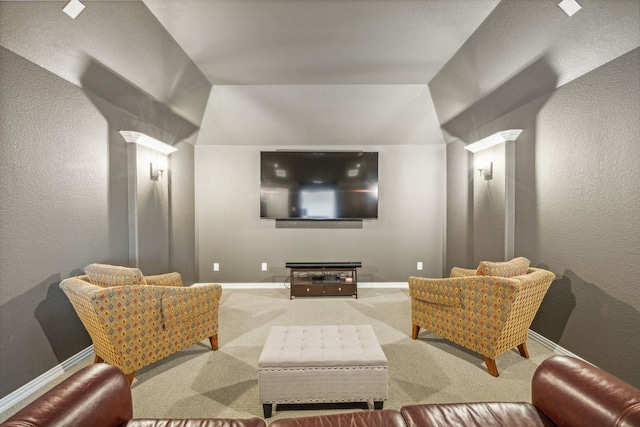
[
  {"xmin": 209, "ymin": 334, "xmax": 218, "ymax": 351},
  {"xmin": 517, "ymin": 342, "xmax": 530, "ymax": 358},
  {"xmin": 411, "ymin": 324, "xmax": 420, "ymax": 339},
  {"xmin": 125, "ymin": 371, "xmax": 135, "ymax": 385},
  {"xmin": 484, "ymin": 356, "xmax": 499, "ymax": 377}
]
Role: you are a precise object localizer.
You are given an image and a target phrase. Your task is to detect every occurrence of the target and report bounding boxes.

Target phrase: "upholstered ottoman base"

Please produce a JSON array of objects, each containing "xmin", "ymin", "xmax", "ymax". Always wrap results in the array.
[{"xmin": 258, "ymin": 325, "xmax": 388, "ymax": 418}]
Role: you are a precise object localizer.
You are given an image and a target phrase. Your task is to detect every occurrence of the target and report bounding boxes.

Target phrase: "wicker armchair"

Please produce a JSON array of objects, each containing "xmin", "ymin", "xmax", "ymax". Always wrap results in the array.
[
  {"xmin": 60, "ymin": 263, "xmax": 222, "ymax": 383},
  {"xmin": 409, "ymin": 257, "xmax": 555, "ymax": 376}
]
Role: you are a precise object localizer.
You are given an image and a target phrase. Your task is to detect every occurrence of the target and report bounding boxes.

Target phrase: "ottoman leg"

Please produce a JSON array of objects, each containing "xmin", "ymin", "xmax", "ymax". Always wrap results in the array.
[
  {"xmin": 374, "ymin": 401, "xmax": 384, "ymax": 410},
  {"xmin": 263, "ymin": 403, "xmax": 273, "ymax": 418}
]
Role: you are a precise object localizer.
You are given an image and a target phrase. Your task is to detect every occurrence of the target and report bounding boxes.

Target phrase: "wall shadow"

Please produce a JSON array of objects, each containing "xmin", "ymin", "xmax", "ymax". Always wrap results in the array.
[
  {"xmin": 80, "ymin": 59, "xmax": 198, "ymax": 145},
  {"xmin": 34, "ymin": 275, "xmax": 91, "ymax": 361},
  {"xmin": 441, "ymin": 56, "xmax": 558, "ymax": 141},
  {"xmin": 549, "ymin": 269, "xmax": 640, "ymax": 388},
  {"xmin": 442, "ymin": 55, "xmax": 558, "ymax": 267},
  {"xmin": 530, "ymin": 268, "xmax": 576, "ymax": 343},
  {"xmin": 79, "ymin": 59, "xmax": 201, "ymax": 271},
  {"xmin": 0, "ymin": 274, "xmax": 91, "ymax": 397}
]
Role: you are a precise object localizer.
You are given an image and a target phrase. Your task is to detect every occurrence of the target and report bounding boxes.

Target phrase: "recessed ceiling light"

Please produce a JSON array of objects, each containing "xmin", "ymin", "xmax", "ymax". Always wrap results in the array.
[
  {"xmin": 63, "ymin": 0, "xmax": 86, "ymax": 19},
  {"xmin": 558, "ymin": 0, "xmax": 582, "ymax": 17}
]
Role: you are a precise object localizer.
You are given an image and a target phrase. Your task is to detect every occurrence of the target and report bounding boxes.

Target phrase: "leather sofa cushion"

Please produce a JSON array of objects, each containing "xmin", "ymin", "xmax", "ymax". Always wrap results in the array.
[
  {"xmin": 126, "ymin": 419, "xmax": 266, "ymax": 427},
  {"xmin": 476, "ymin": 257, "xmax": 530, "ymax": 278},
  {"xmin": 268, "ymin": 409, "xmax": 406, "ymax": 427},
  {"xmin": 400, "ymin": 402, "xmax": 550, "ymax": 427}
]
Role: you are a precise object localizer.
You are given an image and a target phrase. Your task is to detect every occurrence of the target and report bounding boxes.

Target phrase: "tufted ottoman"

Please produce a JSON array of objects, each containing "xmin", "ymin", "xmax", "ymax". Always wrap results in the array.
[{"xmin": 258, "ymin": 325, "xmax": 388, "ymax": 418}]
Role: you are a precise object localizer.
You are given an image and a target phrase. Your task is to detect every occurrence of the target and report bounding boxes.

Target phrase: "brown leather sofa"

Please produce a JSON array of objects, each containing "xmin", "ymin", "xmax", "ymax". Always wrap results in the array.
[
  {"xmin": 3, "ymin": 356, "xmax": 639, "ymax": 427},
  {"xmin": 270, "ymin": 355, "xmax": 640, "ymax": 427},
  {"xmin": 0, "ymin": 363, "xmax": 266, "ymax": 427}
]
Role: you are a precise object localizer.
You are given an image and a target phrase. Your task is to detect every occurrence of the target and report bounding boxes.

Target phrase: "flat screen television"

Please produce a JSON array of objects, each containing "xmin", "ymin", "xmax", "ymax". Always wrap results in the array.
[{"xmin": 260, "ymin": 151, "xmax": 379, "ymax": 220}]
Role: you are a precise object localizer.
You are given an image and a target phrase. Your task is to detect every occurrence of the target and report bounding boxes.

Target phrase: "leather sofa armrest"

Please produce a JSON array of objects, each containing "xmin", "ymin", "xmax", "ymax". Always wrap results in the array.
[
  {"xmin": 532, "ymin": 355, "xmax": 640, "ymax": 427},
  {"xmin": 0, "ymin": 364, "xmax": 132, "ymax": 427},
  {"xmin": 125, "ymin": 418, "xmax": 266, "ymax": 427}
]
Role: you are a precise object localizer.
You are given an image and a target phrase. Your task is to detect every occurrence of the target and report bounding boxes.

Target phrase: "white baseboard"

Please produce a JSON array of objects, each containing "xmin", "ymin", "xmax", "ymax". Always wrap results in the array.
[
  {"xmin": 0, "ymin": 345, "xmax": 94, "ymax": 414},
  {"xmin": 208, "ymin": 282, "xmax": 410, "ymax": 289},
  {"xmin": 527, "ymin": 329, "xmax": 586, "ymax": 361}
]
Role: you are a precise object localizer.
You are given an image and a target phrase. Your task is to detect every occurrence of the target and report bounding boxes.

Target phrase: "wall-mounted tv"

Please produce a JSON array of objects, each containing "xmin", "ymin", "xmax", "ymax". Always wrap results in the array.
[{"xmin": 260, "ymin": 151, "xmax": 379, "ymax": 220}]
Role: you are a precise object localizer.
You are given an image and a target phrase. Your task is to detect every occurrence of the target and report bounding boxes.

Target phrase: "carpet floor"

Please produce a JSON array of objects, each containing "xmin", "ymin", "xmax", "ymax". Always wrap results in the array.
[{"xmin": 2, "ymin": 287, "xmax": 556, "ymax": 423}]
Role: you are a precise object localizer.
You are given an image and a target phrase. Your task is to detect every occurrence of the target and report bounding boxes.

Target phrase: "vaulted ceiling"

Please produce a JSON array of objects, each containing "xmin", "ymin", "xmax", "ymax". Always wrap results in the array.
[
  {"xmin": 141, "ymin": 0, "xmax": 500, "ymax": 146},
  {"xmin": 143, "ymin": 0, "xmax": 500, "ymax": 85}
]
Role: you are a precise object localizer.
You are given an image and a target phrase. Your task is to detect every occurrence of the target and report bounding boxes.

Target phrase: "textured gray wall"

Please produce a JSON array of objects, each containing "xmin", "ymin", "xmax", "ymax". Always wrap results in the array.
[
  {"xmin": 473, "ymin": 143, "xmax": 506, "ymax": 264},
  {"xmin": 0, "ymin": 3, "xmax": 208, "ymax": 397},
  {"xmin": 522, "ymin": 49, "xmax": 640, "ymax": 387},
  {"xmin": 170, "ymin": 142, "xmax": 197, "ymax": 286},
  {"xmin": 434, "ymin": 1, "xmax": 640, "ymax": 386},
  {"xmin": 195, "ymin": 145, "xmax": 445, "ymax": 283},
  {"xmin": 445, "ymin": 141, "xmax": 473, "ymax": 273},
  {"xmin": 0, "ymin": 46, "xmax": 128, "ymax": 397}
]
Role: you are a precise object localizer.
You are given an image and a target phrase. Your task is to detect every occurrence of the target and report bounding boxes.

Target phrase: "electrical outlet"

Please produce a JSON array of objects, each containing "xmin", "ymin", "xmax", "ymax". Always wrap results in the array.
[
  {"xmin": 417, "ymin": 262, "xmax": 423, "ymax": 270},
  {"xmin": 261, "ymin": 262, "xmax": 268, "ymax": 271},
  {"xmin": 213, "ymin": 263, "xmax": 219, "ymax": 272}
]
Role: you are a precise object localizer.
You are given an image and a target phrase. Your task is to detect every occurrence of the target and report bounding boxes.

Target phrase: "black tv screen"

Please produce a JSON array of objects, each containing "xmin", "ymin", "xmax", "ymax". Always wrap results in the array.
[{"xmin": 260, "ymin": 151, "xmax": 379, "ymax": 220}]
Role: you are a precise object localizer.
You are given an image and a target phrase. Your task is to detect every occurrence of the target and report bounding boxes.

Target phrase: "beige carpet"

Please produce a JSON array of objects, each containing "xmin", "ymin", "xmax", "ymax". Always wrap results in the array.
[{"xmin": 2, "ymin": 287, "xmax": 556, "ymax": 423}]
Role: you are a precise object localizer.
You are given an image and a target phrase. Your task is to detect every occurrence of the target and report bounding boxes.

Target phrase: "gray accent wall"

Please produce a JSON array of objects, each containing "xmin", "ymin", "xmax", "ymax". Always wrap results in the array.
[
  {"xmin": 0, "ymin": 3, "xmax": 209, "ymax": 397},
  {"xmin": 0, "ymin": 46, "xmax": 125, "ymax": 397},
  {"xmin": 195, "ymin": 145, "xmax": 445, "ymax": 283},
  {"xmin": 435, "ymin": 1, "xmax": 640, "ymax": 386}
]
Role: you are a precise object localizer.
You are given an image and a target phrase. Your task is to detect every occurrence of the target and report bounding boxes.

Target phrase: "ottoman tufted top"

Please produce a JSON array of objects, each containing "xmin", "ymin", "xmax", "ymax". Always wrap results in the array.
[{"xmin": 259, "ymin": 325, "xmax": 387, "ymax": 368}]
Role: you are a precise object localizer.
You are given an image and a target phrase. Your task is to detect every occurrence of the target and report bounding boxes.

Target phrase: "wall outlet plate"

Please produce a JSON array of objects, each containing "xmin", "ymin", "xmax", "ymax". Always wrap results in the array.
[
  {"xmin": 417, "ymin": 262, "xmax": 423, "ymax": 270},
  {"xmin": 261, "ymin": 262, "xmax": 268, "ymax": 271},
  {"xmin": 213, "ymin": 263, "xmax": 219, "ymax": 271}
]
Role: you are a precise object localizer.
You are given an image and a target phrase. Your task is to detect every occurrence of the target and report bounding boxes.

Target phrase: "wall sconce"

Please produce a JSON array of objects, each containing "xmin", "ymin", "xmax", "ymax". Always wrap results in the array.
[
  {"xmin": 464, "ymin": 129, "xmax": 523, "ymax": 153},
  {"xmin": 150, "ymin": 163, "xmax": 165, "ymax": 181},
  {"xmin": 478, "ymin": 162, "xmax": 493, "ymax": 180},
  {"xmin": 119, "ymin": 130, "xmax": 177, "ymax": 155}
]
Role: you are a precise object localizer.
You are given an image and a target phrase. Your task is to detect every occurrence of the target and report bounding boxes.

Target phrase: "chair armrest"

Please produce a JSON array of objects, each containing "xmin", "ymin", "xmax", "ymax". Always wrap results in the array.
[
  {"xmin": 408, "ymin": 277, "xmax": 461, "ymax": 307},
  {"xmin": 145, "ymin": 272, "xmax": 183, "ymax": 287},
  {"xmin": 162, "ymin": 284, "xmax": 222, "ymax": 322},
  {"xmin": 450, "ymin": 267, "xmax": 476, "ymax": 277}
]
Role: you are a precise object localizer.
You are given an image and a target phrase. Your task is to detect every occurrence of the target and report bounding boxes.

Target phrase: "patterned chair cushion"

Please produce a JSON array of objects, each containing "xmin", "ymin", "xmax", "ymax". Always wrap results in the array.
[
  {"xmin": 85, "ymin": 263, "xmax": 147, "ymax": 287},
  {"xmin": 476, "ymin": 257, "xmax": 530, "ymax": 278}
]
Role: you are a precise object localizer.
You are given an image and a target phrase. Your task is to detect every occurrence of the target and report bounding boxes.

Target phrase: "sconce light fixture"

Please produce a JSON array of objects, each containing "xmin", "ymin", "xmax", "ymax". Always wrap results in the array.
[
  {"xmin": 119, "ymin": 130, "xmax": 177, "ymax": 155},
  {"xmin": 478, "ymin": 162, "xmax": 493, "ymax": 180},
  {"xmin": 62, "ymin": 0, "xmax": 85, "ymax": 19},
  {"xmin": 150, "ymin": 163, "xmax": 165, "ymax": 181},
  {"xmin": 464, "ymin": 129, "xmax": 523, "ymax": 153}
]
